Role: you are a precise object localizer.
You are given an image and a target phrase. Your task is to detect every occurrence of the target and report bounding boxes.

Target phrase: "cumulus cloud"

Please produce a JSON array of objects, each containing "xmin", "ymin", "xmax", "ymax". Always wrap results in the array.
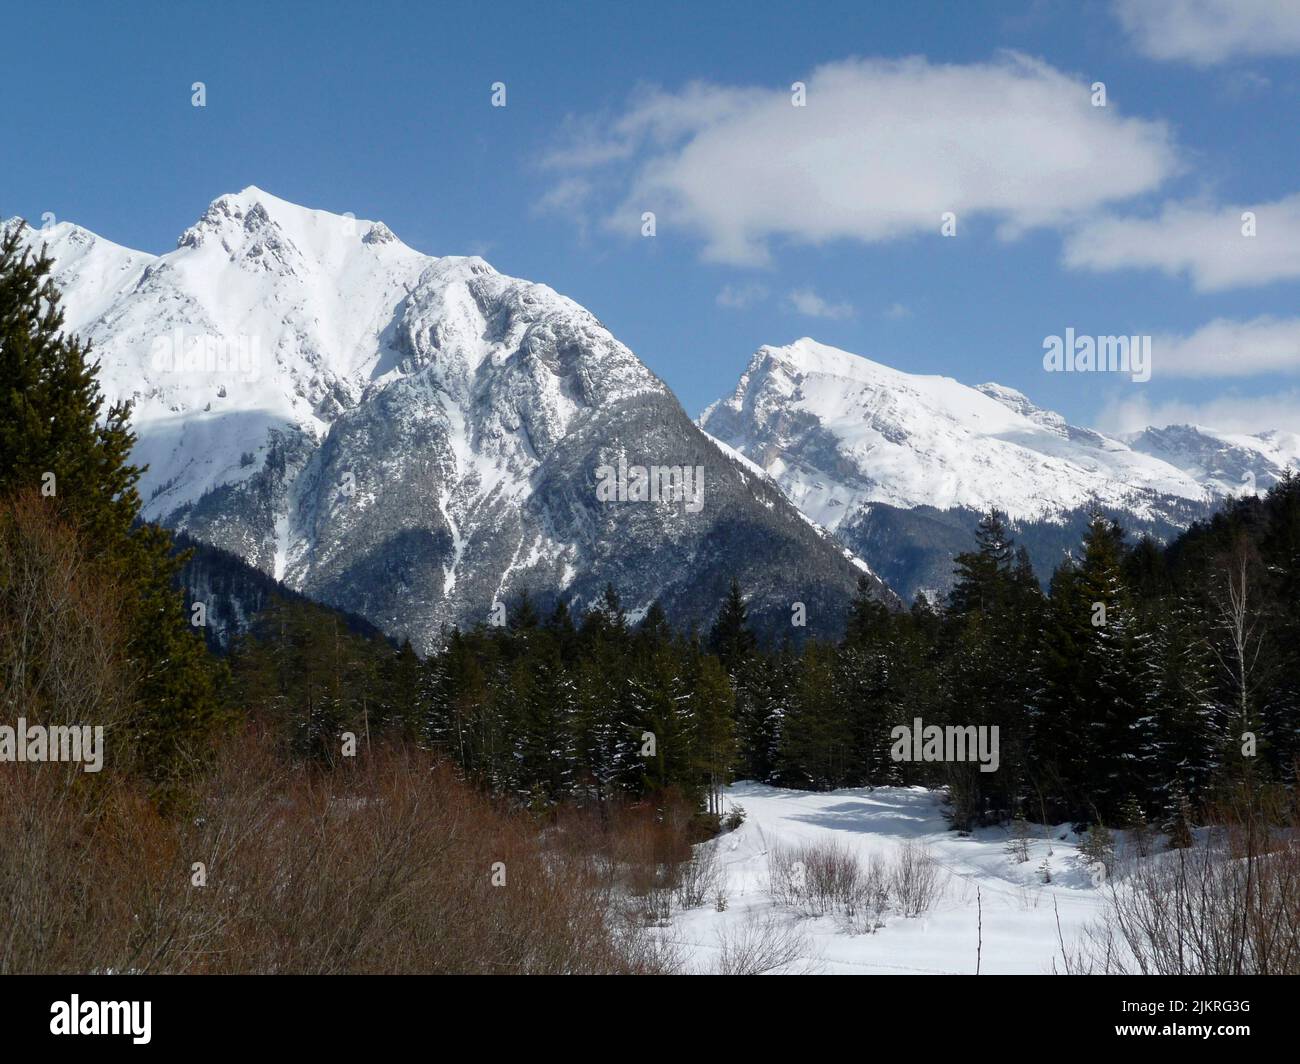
[
  {"xmin": 787, "ymin": 288, "xmax": 855, "ymax": 319},
  {"xmin": 1062, "ymin": 194, "xmax": 1300, "ymax": 291},
  {"xmin": 540, "ymin": 54, "xmax": 1178, "ymax": 265},
  {"xmin": 1149, "ymin": 316, "xmax": 1300, "ymax": 378},
  {"xmin": 1114, "ymin": 0, "xmax": 1300, "ymax": 66},
  {"xmin": 716, "ymin": 282, "xmax": 768, "ymax": 309}
]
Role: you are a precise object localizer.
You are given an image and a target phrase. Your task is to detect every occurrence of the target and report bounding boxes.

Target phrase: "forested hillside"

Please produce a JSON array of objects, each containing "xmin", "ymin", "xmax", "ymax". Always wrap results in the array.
[{"xmin": 216, "ymin": 480, "xmax": 1300, "ymax": 839}]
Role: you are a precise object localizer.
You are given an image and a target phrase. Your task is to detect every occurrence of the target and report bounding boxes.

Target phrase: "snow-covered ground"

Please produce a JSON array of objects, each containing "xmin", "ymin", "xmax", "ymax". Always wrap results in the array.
[{"xmin": 670, "ymin": 782, "xmax": 1108, "ymax": 975}]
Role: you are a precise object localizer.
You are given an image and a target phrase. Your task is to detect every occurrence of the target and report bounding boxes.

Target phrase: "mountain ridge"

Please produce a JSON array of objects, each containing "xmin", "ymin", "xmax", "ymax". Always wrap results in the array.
[
  {"xmin": 700, "ymin": 336, "xmax": 1295, "ymax": 599},
  {"xmin": 6, "ymin": 192, "xmax": 890, "ymax": 649}
]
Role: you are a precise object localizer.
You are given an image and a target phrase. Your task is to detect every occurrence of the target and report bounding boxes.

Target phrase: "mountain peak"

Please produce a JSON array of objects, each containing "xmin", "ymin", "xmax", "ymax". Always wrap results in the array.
[
  {"xmin": 758, "ymin": 338, "xmax": 931, "ymax": 392},
  {"xmin": 178, "ymin": 187, "xmax": 413, "ymax": 263},
  {"xmin": 22, "ymin": 192, "xmax": 884, "ymax": 647},
  {"xmin": 207, "ymin": 185, "xmax": 329, "ymax": 224}
]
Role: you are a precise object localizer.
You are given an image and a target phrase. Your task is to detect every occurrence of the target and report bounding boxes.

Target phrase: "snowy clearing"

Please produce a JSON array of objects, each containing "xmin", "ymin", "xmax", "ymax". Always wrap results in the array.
[{"xmin": 667, "ymin": 782, "xmax": 1108, "ymax": 975}]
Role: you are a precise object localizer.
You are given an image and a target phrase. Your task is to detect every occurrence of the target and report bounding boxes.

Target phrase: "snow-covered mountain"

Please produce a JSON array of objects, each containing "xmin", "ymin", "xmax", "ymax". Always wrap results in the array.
[
  {"xmin": 701, "ymin": 338, "xmax": 1294, "ymax": 599},
  {"xmin": 6, "ymin": 191, "xmax": 888, "ymax": 649},
  {"xmin": 1121, "ymin": 423, "xmax": 1300, "ymax": 498}
]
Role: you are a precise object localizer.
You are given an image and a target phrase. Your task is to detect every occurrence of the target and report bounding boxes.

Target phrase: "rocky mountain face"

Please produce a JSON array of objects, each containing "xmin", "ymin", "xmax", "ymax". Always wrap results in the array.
[
  {"xmin": 701, "ymin": 338, "xmax": 1295, "ymax": 601},
  {"xmin": 1122, "ymin": 423, "xmax": 1300, "ymax": 498},
  {"xmin": 9, "ymin": 191, "xmax": 888, "ymax": 649}
]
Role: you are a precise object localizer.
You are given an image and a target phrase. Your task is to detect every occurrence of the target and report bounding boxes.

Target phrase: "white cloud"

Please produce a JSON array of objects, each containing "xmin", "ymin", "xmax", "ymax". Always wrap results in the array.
[
  {"xmin": 534, "ymin": 175, "xmax": 592, "ymax": 212},
  {"xmin": 882, "ymin": 302, "xmax": 913, "ymax": 319},
  {"xmin": 1063, "ymin": 194, "xmax": 1300, "ymax": 291},
  {"xmin": 1222, "ymin": 69, "xmax": 1272, "ymax": 99},
  {"xmin": 787, "ymin": 288, "xmax": 855, "ymax": 320},
  {"xmin": 716, "ymin": 282, "xmax": 768, "ymax": 309},
  {"xmin": 1096, "ymin": 390, "xmax": 1300, "ymax": 435},
  {"xmin": 1114, "ymin": 0, "xmax": 1300, "ymax": 66},
  {"xmin": 541, "ymin": 54, "xmax": 1178, "ymax": 265},
  {"xmin": 1151, "ymin": 316, "xmax": 1300, "ymax": 377},
  {"xmin": 533, "ymin": 176, "xmax": 597, "ymax": 239}
]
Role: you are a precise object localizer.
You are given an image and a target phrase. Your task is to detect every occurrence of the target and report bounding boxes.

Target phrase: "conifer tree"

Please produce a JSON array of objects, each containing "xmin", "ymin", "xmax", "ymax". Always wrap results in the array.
[
  {"xmin": 546, "ymin": 598, "xmax": 580, "ymax": 665},
  {"xmin": 507, "ymin": 588, "xmax": 540, "ymax": 633},
  {"xmin": 504, "ymin": 636, "xmax": 578, "ymax": 804},
  {"xmin": 687, "ymin": 647, "xmax": 736, "ymax": 814},
  {"xmin": 733, "ymin": 652, "xmax": 781, "ymax": 782},
  {"xmin": 941, "ymin": 512, "xmax": 1042, "ymax": 826},
  {"xmin": 708, "ymin": 577, "xmax": 757, "ymax": 676},
  {"xmin": 838, "ymin": 576, "xmax": 897, "ymax": 786},
  {"xmin": 775, "ymin": 641, "xmax": 850, "ymax": 790},
  {"xmin": 1036, "ymin": 514, "xmax": 1144, "ymax": 823},
  {"xmin": 379, "ymin": 638, "xmax": 421, "ymax": 735}
]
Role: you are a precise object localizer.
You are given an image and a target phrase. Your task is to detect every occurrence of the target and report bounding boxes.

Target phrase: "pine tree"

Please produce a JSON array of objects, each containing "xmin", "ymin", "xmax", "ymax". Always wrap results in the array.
[
  {"xmin": 941, "ymin": 512, "xmax": 1043, "ymax": 826},
  {"xmin": 507, "ymin": 588, "xmax": 540, "ymax": 633},
  {"xmin": 948, "ymin": 511, "xmax": 1014, "ymax": 616},
  {"xmin": 708, "ymin": 578, "xmax": 757, "ymax": 676},
  {"xmin": 687, "ymin": 648, "xmax": 736, "ymax": 814},
  {"xmin": 1035, "ymin": 513, "xmax": 1144, "ymax": 823},
  {"xmin": 1258, "ymin": 472, "xmax": 1300, "ymax": 782},
  {"xmin": 545, "ymin": 598, "xmax": 579, "ymax": 665},
  {"xmin": 636, "ymin": 600, "xmax": 673, "ymax": 650},
  {"xmin": 838, "ymin": 576, "xmax": 897, "ymax": 787},
  {"xmin": 733, "ymin": 652, "xmax": 781, "ymax": 782},
  {"xmin": 379, "ymin": 638, "xmax": 421, "ymax": 735},
  {"xmin": 1119, "ymin": 794, "xmax": 1153, "ymax": 858},
  {"xmin": 1140, "ymin": 591, "xmax": 1224, "ymax": 815},
  {"xmin": 775, "ymin": 641, "xmax": 850, "ymax": 790}
]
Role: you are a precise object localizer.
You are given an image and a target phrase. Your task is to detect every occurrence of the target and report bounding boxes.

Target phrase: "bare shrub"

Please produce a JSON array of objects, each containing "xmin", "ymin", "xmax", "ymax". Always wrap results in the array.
[
  {"xmin": 768, "ymin": 838, "xmax": 873, "ymax": 918},
  {"xmin": 602, "ymin": 803, "xmax": 683, "ymax": 926},
  {"xmin": 675, "ymin": 840, "xmax": 722, "ymax": 910},
  {"xmin": 1064, "ymin": 789, "xmax": 1300, "ymax": 975},
  {"xmin": 1006, "ymin": 816, "xmax": 1032, "ymax": 864},
  {"xmin": 544, "ymin": 791, "xmax": 720, "ymax": 932},
  {"xmin": 766, "ymin": 842, "xmax": 803, "ymax": 908},
  {"xmin": 0, "ymin": 729, "xmax": 679, "ymax": 974},
  {"xmin": 843, "ymin": 857, "xmax": 891, "ymax": 934},
  {"xmin": 890, "ymin": 840, "xmax": 945, "ymax": 917},
  {"xmin": 0, "ymin": 493, "xmax": 131, "ymax": 757},
  {"xmin": 712, "ymin": 912, "xmax": 814, "ymax": 975}
]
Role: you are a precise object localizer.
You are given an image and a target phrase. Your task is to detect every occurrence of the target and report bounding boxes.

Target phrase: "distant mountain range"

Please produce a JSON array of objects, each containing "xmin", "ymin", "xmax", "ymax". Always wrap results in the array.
[
  {"xmin": 701, "ymin": 338, "xmax": 1298, "ymax": 600},
  {"xmin": 9, "ymin": 191, "xmax": 1295, "ymax": 637}
]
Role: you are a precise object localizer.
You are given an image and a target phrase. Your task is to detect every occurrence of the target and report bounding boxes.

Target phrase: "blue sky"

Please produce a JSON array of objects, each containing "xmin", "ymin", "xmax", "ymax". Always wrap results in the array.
[{"xmin": 4, "ymin": 0, "xmax": 1300, "ymax": 432}]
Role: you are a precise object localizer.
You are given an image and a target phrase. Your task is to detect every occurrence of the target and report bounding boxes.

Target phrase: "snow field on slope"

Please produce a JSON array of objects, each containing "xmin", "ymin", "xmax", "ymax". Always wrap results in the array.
[{"xmin": 708, "ymin": 338, "xmax": 1221, "ymax": 527}]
